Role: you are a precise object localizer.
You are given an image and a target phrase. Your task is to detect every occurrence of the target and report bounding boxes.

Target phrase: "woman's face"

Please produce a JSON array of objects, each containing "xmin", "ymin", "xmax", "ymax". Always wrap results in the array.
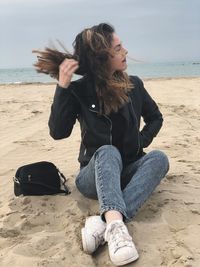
[{"xmin": 109, "ymin": 33, "xmax": 128, "ymax": 74}]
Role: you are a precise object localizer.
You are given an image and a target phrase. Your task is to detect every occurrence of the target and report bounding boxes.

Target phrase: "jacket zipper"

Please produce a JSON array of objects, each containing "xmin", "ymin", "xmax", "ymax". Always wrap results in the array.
[
  {"xmin": 71, "ymin": 89, "xmax": 113, "ymax": 144},
  {"xmin": 89, "ymin": 109, "xmax": 112, "ymax": 145},
  {"xmin": 129, "ymin": 97, "xmax": 140, "ymax": 155},
  {"xmin": 72, "ymin": 89, "xmax": 113, "ymax": 144},
  {"xmin": 103, "ymin": 115, "xmax": 112, "ymax": 144}
]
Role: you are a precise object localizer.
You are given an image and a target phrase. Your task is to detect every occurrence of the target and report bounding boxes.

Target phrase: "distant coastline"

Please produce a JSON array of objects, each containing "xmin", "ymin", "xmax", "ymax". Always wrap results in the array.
[
  {"xmin": 0, "ymin": 61, "xmax": 199, "ymax": 84},
  {"xmin": 1, "ymin": 77, "xmax": 200, "ymax": 87}
]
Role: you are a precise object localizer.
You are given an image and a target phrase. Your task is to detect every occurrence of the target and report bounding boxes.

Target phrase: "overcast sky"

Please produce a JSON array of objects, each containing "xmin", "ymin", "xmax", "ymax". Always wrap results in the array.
[{"xmin": 0, "ymin": 0, "xmax": 199, "ymax": 68}]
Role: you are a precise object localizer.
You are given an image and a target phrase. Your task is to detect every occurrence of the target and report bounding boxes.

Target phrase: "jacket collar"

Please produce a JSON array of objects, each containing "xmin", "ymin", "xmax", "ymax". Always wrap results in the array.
[{"xmin": 72, "ymin": 75, "xmax": 132, "ymax": 121}]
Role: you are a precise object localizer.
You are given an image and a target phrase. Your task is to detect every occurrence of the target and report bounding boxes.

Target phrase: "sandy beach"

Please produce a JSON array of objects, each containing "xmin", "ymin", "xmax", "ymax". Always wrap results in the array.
[{"xmin": 0, "ymin": 77, "xmax": 200, "ymax": 267}]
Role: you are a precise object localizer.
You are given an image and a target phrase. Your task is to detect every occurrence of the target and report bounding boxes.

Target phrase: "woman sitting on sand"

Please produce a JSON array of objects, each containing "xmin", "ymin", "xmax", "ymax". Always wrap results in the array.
[{"xmin": 33, "ymin": 23, "xmax": 169, "ymax": 266}]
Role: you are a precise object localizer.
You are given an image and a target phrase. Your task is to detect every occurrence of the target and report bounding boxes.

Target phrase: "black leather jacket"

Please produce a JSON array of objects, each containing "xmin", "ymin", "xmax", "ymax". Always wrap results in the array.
[{"xmin": 49, "ymin": 75, "xmax": 163, "ymax": 167}]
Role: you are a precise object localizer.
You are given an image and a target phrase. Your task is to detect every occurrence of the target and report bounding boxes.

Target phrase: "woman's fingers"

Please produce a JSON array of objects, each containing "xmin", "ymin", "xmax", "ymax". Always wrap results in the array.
[
  {"xmin": 60, "ymin": 60, "xmax": 79, "ymax": 75},
  {"xmin": 58, "ymin": 59, "xmax": 79, "ymax": 88},
  {"xmin": 60, "ymin": 59, "xmax": 78, "ymax": 70},
  {"xmin": 62, "ymin": 62, "xmax": 79, "ymax": 74},
  {"xmin": 69, "ymin": 63, "xmax": 79, "ymax": 74}
]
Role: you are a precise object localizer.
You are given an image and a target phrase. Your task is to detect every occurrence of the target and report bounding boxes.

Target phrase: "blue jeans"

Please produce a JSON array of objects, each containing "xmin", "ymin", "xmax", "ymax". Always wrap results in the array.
[{"xmin": 75, "ymin": 145, "xmax": 169, "ymax": 221}]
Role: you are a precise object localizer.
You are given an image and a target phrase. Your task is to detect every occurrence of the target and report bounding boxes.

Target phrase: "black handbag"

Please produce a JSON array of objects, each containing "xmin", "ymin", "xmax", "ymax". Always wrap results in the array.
[{"xmin": 13, "ymin": 161, "xmax": 70, "ymax": 196}]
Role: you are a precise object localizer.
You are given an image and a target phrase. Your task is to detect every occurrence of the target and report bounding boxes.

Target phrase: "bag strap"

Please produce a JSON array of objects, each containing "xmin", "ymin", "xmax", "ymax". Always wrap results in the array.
[
  {"xmin": 13, "ymin": 172, "xmax": 71, "ymax": 195},
  {"xmin": 13, "ymin": 176, "xmax": 70, "ymax": 195},
  {"xmin": 57, "ymin": 169, "xmax": 70, "ymax": 194}
]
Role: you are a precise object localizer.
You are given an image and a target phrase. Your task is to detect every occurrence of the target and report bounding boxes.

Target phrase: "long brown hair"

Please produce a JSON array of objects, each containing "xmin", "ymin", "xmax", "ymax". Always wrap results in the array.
[{"xmin": 33, "ymin": 23, "xmax": 133, "ymax": 114}]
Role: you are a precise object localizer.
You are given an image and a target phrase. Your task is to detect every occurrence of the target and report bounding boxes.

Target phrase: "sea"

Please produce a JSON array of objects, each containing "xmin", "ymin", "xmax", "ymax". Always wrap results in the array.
[{"xmin": 0, "ymin": 61, "xmax": 199, "ymax": 84}]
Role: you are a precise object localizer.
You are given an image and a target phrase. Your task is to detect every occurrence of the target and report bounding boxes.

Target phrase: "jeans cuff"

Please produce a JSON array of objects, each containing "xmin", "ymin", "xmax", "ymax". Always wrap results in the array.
[{"xmin": 100, "ymin": 205, "xmax": 129, "ymax": 222}]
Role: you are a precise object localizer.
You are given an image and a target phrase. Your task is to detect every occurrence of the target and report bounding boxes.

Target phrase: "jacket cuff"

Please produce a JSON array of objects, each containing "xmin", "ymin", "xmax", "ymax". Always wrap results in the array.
[
  {"xmin": 140, "ymin": 132, "xmax": 152, "ymax": 148},
  {"xmin": 54, "ymin": 83, "xmax": 73, "ymax": 97}
]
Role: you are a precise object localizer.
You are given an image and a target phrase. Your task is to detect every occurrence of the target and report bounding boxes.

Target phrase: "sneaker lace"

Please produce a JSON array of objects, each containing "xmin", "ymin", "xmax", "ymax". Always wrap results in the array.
[
  {"xmin": 93, "ymin": 231, "xmax": 105, "ymax": 247},
  {"xmin": 108, "ymin": 222, "xmax": 133, "ymax": 253}
]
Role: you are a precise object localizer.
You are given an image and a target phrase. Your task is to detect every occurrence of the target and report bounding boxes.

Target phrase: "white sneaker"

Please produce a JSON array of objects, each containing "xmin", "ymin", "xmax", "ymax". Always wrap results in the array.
[
  {"xmin": 81, "ymin": 216, "xmax": 106, "ymax": 254},
  {"xmin": 105, "ymin": 220, "xmax": 139, "ymax": 266}
]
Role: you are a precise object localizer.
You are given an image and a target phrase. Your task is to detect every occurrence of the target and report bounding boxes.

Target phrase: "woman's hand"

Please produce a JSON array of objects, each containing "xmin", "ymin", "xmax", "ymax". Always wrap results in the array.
[{"xmin": 58, "ymin": 59, "xmax": 79, "ymax": 88}]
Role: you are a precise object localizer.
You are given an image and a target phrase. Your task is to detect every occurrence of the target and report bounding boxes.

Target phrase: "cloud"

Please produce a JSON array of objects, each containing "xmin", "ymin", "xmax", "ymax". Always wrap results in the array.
[{"xmin": 0, "ymin": 0, "xmax": 200, "ymax": 68}]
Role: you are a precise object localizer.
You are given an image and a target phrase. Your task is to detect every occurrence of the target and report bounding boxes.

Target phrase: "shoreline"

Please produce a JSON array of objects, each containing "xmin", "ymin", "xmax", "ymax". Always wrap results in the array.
[{"xmin": 0, "ymin": 75, "xmax": 200, "ymax": 86}]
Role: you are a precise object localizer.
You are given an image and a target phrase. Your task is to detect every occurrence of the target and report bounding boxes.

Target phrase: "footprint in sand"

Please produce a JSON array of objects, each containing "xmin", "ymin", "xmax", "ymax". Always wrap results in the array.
[
  {"xmin": 0, "ymin": 227, "xmax": 20, "ymax": 238},
  {"xmin": 12, "ymin": 233, "xmax": 65, "ymax": 258}
]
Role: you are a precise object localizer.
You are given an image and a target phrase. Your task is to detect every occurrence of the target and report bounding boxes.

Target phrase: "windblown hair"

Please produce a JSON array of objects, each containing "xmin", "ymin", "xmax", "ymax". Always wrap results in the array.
[{"xmin": 33, "ymin": 23, "xmax": 133, "ymax": 114}]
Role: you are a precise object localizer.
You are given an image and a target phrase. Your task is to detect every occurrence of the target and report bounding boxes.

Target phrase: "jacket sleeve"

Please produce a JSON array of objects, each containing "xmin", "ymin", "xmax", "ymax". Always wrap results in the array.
[
  {"xmin": 138, "ymin": 77, "xmax": 163, "ymax": 148},
  {"xmin": 48, "ymin": 83, "xmax": 80, "ymax": 140}
]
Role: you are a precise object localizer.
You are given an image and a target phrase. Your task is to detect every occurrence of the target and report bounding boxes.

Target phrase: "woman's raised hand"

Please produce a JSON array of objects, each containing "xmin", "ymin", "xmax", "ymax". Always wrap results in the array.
[{"xmin": 58, "ymin": 59, "xmax": 79, "ymax": 88}]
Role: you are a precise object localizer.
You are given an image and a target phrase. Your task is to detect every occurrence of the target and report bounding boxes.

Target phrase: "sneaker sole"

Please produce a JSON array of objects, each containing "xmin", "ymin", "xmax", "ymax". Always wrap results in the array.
[
  {"xmin": 81, "ymin": 228, "xmax": 93, "ymax": 254},
  {"xmin": 112, "ymin": 253, "xmax": 139, "ymax": 266}
]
